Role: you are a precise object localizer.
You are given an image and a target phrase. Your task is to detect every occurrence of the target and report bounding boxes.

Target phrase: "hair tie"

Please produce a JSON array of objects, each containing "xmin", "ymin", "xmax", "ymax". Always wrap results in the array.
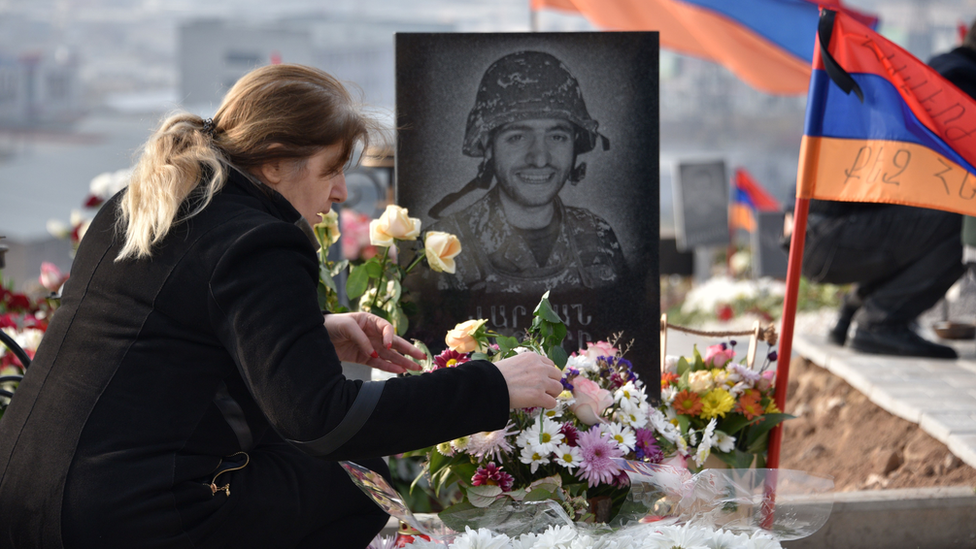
[{"xmin": 202, "ymin": 118, "xmax": 216, "ymax": 138}]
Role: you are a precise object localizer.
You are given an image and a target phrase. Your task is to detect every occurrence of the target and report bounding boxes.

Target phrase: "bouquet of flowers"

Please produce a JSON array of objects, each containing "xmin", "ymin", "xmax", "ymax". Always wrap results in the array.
[
  {"xmin": 312, "ymin": 205, "xmax": 461, "ymax": 335},
  {"xmin": 406, "ymin": 293, "xmax": 676, "ymax": 528},
  {"xmin": 1, "ymin": 272, "xmax": 59, "ymax": 417},
  {"xmin": 659, "ymin": 341, "xmax": 791, "ymax": 471}
]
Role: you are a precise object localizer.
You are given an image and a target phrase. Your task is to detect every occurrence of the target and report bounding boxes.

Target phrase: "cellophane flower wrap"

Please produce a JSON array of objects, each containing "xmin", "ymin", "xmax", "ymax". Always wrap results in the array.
[
  {"xmin": 405, "ymin": 293, "xmax": 675, "ymax": 529},
  {"xmin": 659, "ymin": 341, "xmax": 792, "ymax": 471}
]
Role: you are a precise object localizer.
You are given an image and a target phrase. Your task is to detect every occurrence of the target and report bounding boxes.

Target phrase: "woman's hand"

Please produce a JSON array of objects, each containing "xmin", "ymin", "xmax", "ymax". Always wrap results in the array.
[
  {"xmin": 323, "ymin": 312, "xmax": 426, "ymax": 374},
  {"xmin": 494, "ymin": 353, "xmax": 565, "ymax": 410}
]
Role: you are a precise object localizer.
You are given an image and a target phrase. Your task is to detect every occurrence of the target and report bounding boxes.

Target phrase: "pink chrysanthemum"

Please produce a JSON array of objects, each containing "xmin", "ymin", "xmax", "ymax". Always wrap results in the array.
[
  {"xmin": 559, "ymin": 422, "xmax": 579, "ymax": 447},
  {"xmin": 433, "ymin": 349, "xmax": 470, "ymax": 370},
  {"xmin": 575, "ymin": 426, "xmax": 624, "ymax": 488},
  {"xmin": 471, "ymin": 462, "xmax": 514, "ymax": 492},
  {"xmin": 468, "ymin": 421, "xmax": 518, "ymax": 462}
]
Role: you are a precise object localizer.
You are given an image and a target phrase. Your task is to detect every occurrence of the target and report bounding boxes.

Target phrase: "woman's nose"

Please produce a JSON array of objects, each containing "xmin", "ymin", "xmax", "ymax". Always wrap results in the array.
[{"xmin": 331, "ymin": 172, "xmax": 348, "ymax": 203}]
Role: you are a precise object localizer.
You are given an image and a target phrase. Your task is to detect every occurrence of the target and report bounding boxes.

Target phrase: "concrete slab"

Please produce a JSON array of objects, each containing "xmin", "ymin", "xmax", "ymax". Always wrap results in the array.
[
  {"xmin": 377, "ymin": 488, "xmax": 976, "ymax": 549},
  {"xmin": 920, "ymin": 412, "xmax": 976, "ymax": 443},
  {"xmin": 782, "ymin": 487, "xmax": 976, "ymax": 549}
]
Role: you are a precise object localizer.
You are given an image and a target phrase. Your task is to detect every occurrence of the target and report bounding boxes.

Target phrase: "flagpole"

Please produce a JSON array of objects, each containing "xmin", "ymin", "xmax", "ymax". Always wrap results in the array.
[
  {"xmin": 767, "ymin": 196, "xmax": 808, "ymax": 470},
  {"xmin": 760, "ymin": 195, "xmax": 808, "ymax": 529}
]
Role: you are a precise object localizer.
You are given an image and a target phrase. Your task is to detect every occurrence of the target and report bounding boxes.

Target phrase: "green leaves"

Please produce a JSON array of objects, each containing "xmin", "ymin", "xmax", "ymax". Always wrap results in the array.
[
  {"xmin": 345, "ymin": 262, "xmax": 371, "ymax": 300},
  {"xmin": 526, "ymin": 292, "xmax": 569, "ymax": 368}
]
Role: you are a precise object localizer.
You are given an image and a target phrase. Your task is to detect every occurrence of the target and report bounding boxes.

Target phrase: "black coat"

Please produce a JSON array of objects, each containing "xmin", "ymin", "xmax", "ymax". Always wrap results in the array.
[
  {"xmin": 929, "ymin": 46, "xmax": 976, "ymax": 247},
  {"xmin": 0, "ymin": 169, "xmax": 509, "ymax": 547}
]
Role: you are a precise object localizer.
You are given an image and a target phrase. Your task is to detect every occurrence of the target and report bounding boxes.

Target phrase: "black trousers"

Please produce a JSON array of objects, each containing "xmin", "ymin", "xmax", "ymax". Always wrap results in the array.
[
  {"xmin": 63, "ymin": 441, "xmax": 390, "ymax": 549},
  {"xmin": 802, "ymin": 205, "xmax": 964, "ymax": 327}
]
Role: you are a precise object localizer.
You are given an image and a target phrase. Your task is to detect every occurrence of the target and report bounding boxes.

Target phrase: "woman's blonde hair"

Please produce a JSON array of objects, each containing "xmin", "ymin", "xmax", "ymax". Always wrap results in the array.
[{"xmin": 116, "ymin": 64, "xmax": 375, "ymax": 260}]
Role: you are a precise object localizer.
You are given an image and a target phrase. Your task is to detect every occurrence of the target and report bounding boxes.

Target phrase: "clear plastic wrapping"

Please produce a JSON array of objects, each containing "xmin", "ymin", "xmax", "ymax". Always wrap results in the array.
[{"xmin": 342, "ymin": 459, "xmax": 834, "ymax": 544}]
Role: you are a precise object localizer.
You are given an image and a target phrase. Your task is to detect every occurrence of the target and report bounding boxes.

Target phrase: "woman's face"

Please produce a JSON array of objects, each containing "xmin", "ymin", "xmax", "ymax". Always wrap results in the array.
[{"xmin": 262, "ymin": 145, "xmax": 348, "ymax": 225}]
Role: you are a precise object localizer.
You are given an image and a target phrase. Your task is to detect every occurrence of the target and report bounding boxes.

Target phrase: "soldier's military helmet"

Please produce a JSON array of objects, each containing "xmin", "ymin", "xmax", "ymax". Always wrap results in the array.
[{"xmin": 462, "ymin": 51, "xmax": 605, "ymax": 158}]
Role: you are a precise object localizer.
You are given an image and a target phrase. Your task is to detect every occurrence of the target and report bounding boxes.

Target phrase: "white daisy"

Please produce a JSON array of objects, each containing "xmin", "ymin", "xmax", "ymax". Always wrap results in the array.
[
  {"xmin": 647, "ymin": 408, "xmax": 681, "ymax": 445},
  {"xmin": 694, "ymin": 418, "xmax": 718, "ymax": 467},
  {"xmin": 552, "ymin": 443, "xmax": 583, "ymax": 470},
  {"xmin": 614, "ymin": 381, "xmax": 645, "ymax": 408},
  {"xmin": 516, "ymin": 416, "xmax": 564, "ymax": 455},
  {"xmin": 543, "ymin": 401, "xmax": 565, "ymax": 421},
  {"xmin": 660, "ymin": 386, "xmax": 678, "ymax": 406},
  {"xmin": 714, "ymin": 430, "xmax": 736, "ymax": 453},
  {"xmin": 601, "ymin": 423, "xmax": 636, "ymax": 452},
  {"xmin": 519, "ymin": 446, "xmax": 550, "ymax": 474},
  {"xmin": 451, "ymin": 435, "xmax": 470, "ymax": 453},
  {"xmin": 436, "ymin": 441, "xmax": 454, "ymax": 457},
  {"xmin": 616, "ymin": 400, "xmax": 649, "ymax": 429}
]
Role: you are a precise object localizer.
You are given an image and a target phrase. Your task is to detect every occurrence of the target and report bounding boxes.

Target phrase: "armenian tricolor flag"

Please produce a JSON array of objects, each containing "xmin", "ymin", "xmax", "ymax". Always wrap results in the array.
[
  {"xmin": 797, "ymin": 9, "xmax": 976, "ymax": 216},
  {"xmin": 769, "ymin": 9, "xmax": 976, "ymax": 476},
  {"xmin": 530, "ymin": 0, "xmax": 877, "ymax": 95},
  {"xmin": 730, "ymin": 168, "xmax": 783, "ymax": 232}
]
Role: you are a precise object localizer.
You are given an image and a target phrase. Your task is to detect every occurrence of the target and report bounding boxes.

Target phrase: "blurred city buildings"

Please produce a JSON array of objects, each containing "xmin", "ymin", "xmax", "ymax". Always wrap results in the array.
[{"xmin": 1, "ymin": 0, "xmax": 975, "ymax": 288}]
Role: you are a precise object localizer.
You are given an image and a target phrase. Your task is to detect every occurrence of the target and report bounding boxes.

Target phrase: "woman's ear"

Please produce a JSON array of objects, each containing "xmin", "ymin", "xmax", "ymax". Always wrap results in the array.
[{"xmin": 254, "ymin": 160, "xmax": 283, "ymax": 187}]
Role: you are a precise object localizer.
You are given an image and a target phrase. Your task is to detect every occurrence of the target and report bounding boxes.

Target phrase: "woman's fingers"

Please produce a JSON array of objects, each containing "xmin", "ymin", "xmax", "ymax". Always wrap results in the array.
[{"xmin": 495, "ymin": 353, "xmax": 565, "ymax": 409}]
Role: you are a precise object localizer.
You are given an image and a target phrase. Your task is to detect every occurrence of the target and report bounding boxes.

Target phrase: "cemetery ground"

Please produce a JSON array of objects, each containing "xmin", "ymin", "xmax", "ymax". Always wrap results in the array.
[{"xmin": 780, "ymin": 356, "xmax": 976, "ymax": 491}]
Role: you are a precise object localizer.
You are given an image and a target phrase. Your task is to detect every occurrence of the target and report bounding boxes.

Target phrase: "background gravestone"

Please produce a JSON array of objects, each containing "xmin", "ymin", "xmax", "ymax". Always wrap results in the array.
[
  {"xmin": 672, "ymin": 159, "xmax": 729, "ymax": 252},
  {"xmin": 752, "ymin": 210, "xmax": 789, "ymax": 279},
  {"xmin": 395, "ymin": 32, "xmax": 660, "ymax": 389}
]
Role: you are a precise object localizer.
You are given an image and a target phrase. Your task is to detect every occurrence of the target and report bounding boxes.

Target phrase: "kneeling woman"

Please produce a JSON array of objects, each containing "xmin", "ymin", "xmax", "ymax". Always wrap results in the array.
[{"xmin": 0, "ymin": 64, "xmax": 563, "ymax": 548}]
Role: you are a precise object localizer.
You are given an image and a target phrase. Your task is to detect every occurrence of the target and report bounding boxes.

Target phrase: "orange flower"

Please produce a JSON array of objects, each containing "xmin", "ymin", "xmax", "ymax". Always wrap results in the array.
[
  {"xmin": 672, "ymin": 390, "xmax": 704, "ymax": 416},
  {"xmin": 735, "ymin": 389, "xmax": 764, "ymax": 420},
  {"xmin": 661, "ymin": 371, "xmax": 679, "ymax": 388}
]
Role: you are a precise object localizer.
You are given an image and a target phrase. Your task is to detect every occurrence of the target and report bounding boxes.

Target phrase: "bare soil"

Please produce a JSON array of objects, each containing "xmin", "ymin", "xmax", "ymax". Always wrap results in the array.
[{"xmin": 778, "ymin": 357, "xmax": 976, "ymax": 492}]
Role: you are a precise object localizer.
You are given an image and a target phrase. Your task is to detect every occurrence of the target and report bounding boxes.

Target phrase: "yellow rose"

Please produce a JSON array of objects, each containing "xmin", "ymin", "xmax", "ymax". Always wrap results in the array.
[
  {"xmin": 369, "ymin": 205, "xmax": 421, "ymax": 246},
  {"xmin": 315, "ymin": 210, "xmax": 341, "ymax": 246},
  {"xmin": 424, "ymin": 231, "xmax": 462, "ymax": 273},
  {"xmin": 445, "ymin": 319, "xmax": 487, "ymax": 353}
]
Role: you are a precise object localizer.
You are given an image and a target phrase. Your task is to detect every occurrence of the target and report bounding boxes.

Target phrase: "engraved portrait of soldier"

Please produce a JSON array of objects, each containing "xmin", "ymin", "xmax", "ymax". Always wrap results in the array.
[
  {"xmin": 395, "ymin": 33, "xmax": 660, "ymax": 384},
  {"xmin": 425, "ymin": 50, "xmax": 628, "ymax": 295}
]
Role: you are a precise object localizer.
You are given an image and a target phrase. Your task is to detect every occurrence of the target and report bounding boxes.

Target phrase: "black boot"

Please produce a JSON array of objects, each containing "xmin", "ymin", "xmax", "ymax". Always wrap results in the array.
[
  {"xmin": 828, "ymin": 302, "xmax": 859, "ymax": 346},
  {"xmin": 849, "ymin": 323, "xmax": 957, "ymax": 359}
]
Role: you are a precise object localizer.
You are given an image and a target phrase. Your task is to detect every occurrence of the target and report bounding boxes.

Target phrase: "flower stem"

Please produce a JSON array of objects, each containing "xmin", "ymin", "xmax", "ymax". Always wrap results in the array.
[
  {"xmin": 369, "ymin": 246, "xmax": 391, "ymax": 311},
  {"xmin": 403, "ymin": 249, "xmax": 425, "ymax": 274}
]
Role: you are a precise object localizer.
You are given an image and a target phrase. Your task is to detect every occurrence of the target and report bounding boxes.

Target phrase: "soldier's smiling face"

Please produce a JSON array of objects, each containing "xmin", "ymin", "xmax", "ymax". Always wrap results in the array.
[{"xmin": 490, "ymin": 118, "xmax": 575, "ymax": 207}]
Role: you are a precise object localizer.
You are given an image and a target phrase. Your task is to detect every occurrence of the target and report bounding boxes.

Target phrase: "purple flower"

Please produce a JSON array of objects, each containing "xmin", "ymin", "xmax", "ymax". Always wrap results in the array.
[
  {"xmin": 634, "ymin": 428, "xmax": 664, "ymax": 463},
  {"xmin": 575, "ymin": 426, "xmax": 624, "ymax": 488},
  {"xmin": 767, "ymin": 350, "xmax": 778, "ymax": 362},
  {"xmin": 561, "ymin": 368, "xmax": 579, "ymax": 391}
]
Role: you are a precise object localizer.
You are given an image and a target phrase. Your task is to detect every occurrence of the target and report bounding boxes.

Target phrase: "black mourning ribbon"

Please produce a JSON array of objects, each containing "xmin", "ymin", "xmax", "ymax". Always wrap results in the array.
[{"xmin": 819, "ymin": 9, "xmax": 864, "ymax": 103}]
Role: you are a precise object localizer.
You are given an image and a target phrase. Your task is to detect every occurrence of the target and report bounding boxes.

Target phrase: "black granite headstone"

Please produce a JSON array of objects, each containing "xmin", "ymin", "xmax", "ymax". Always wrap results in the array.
[
  {"xmin": 672, "ymin": 159, "xmax": 729, "ymax": 251},
  {"xmin": 752, "ymin": 210, "xmax": 789, "ymax": 279},
  {"xmin": 395, "ymin": 32, "xmax": 660, "ymax": 390}
]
